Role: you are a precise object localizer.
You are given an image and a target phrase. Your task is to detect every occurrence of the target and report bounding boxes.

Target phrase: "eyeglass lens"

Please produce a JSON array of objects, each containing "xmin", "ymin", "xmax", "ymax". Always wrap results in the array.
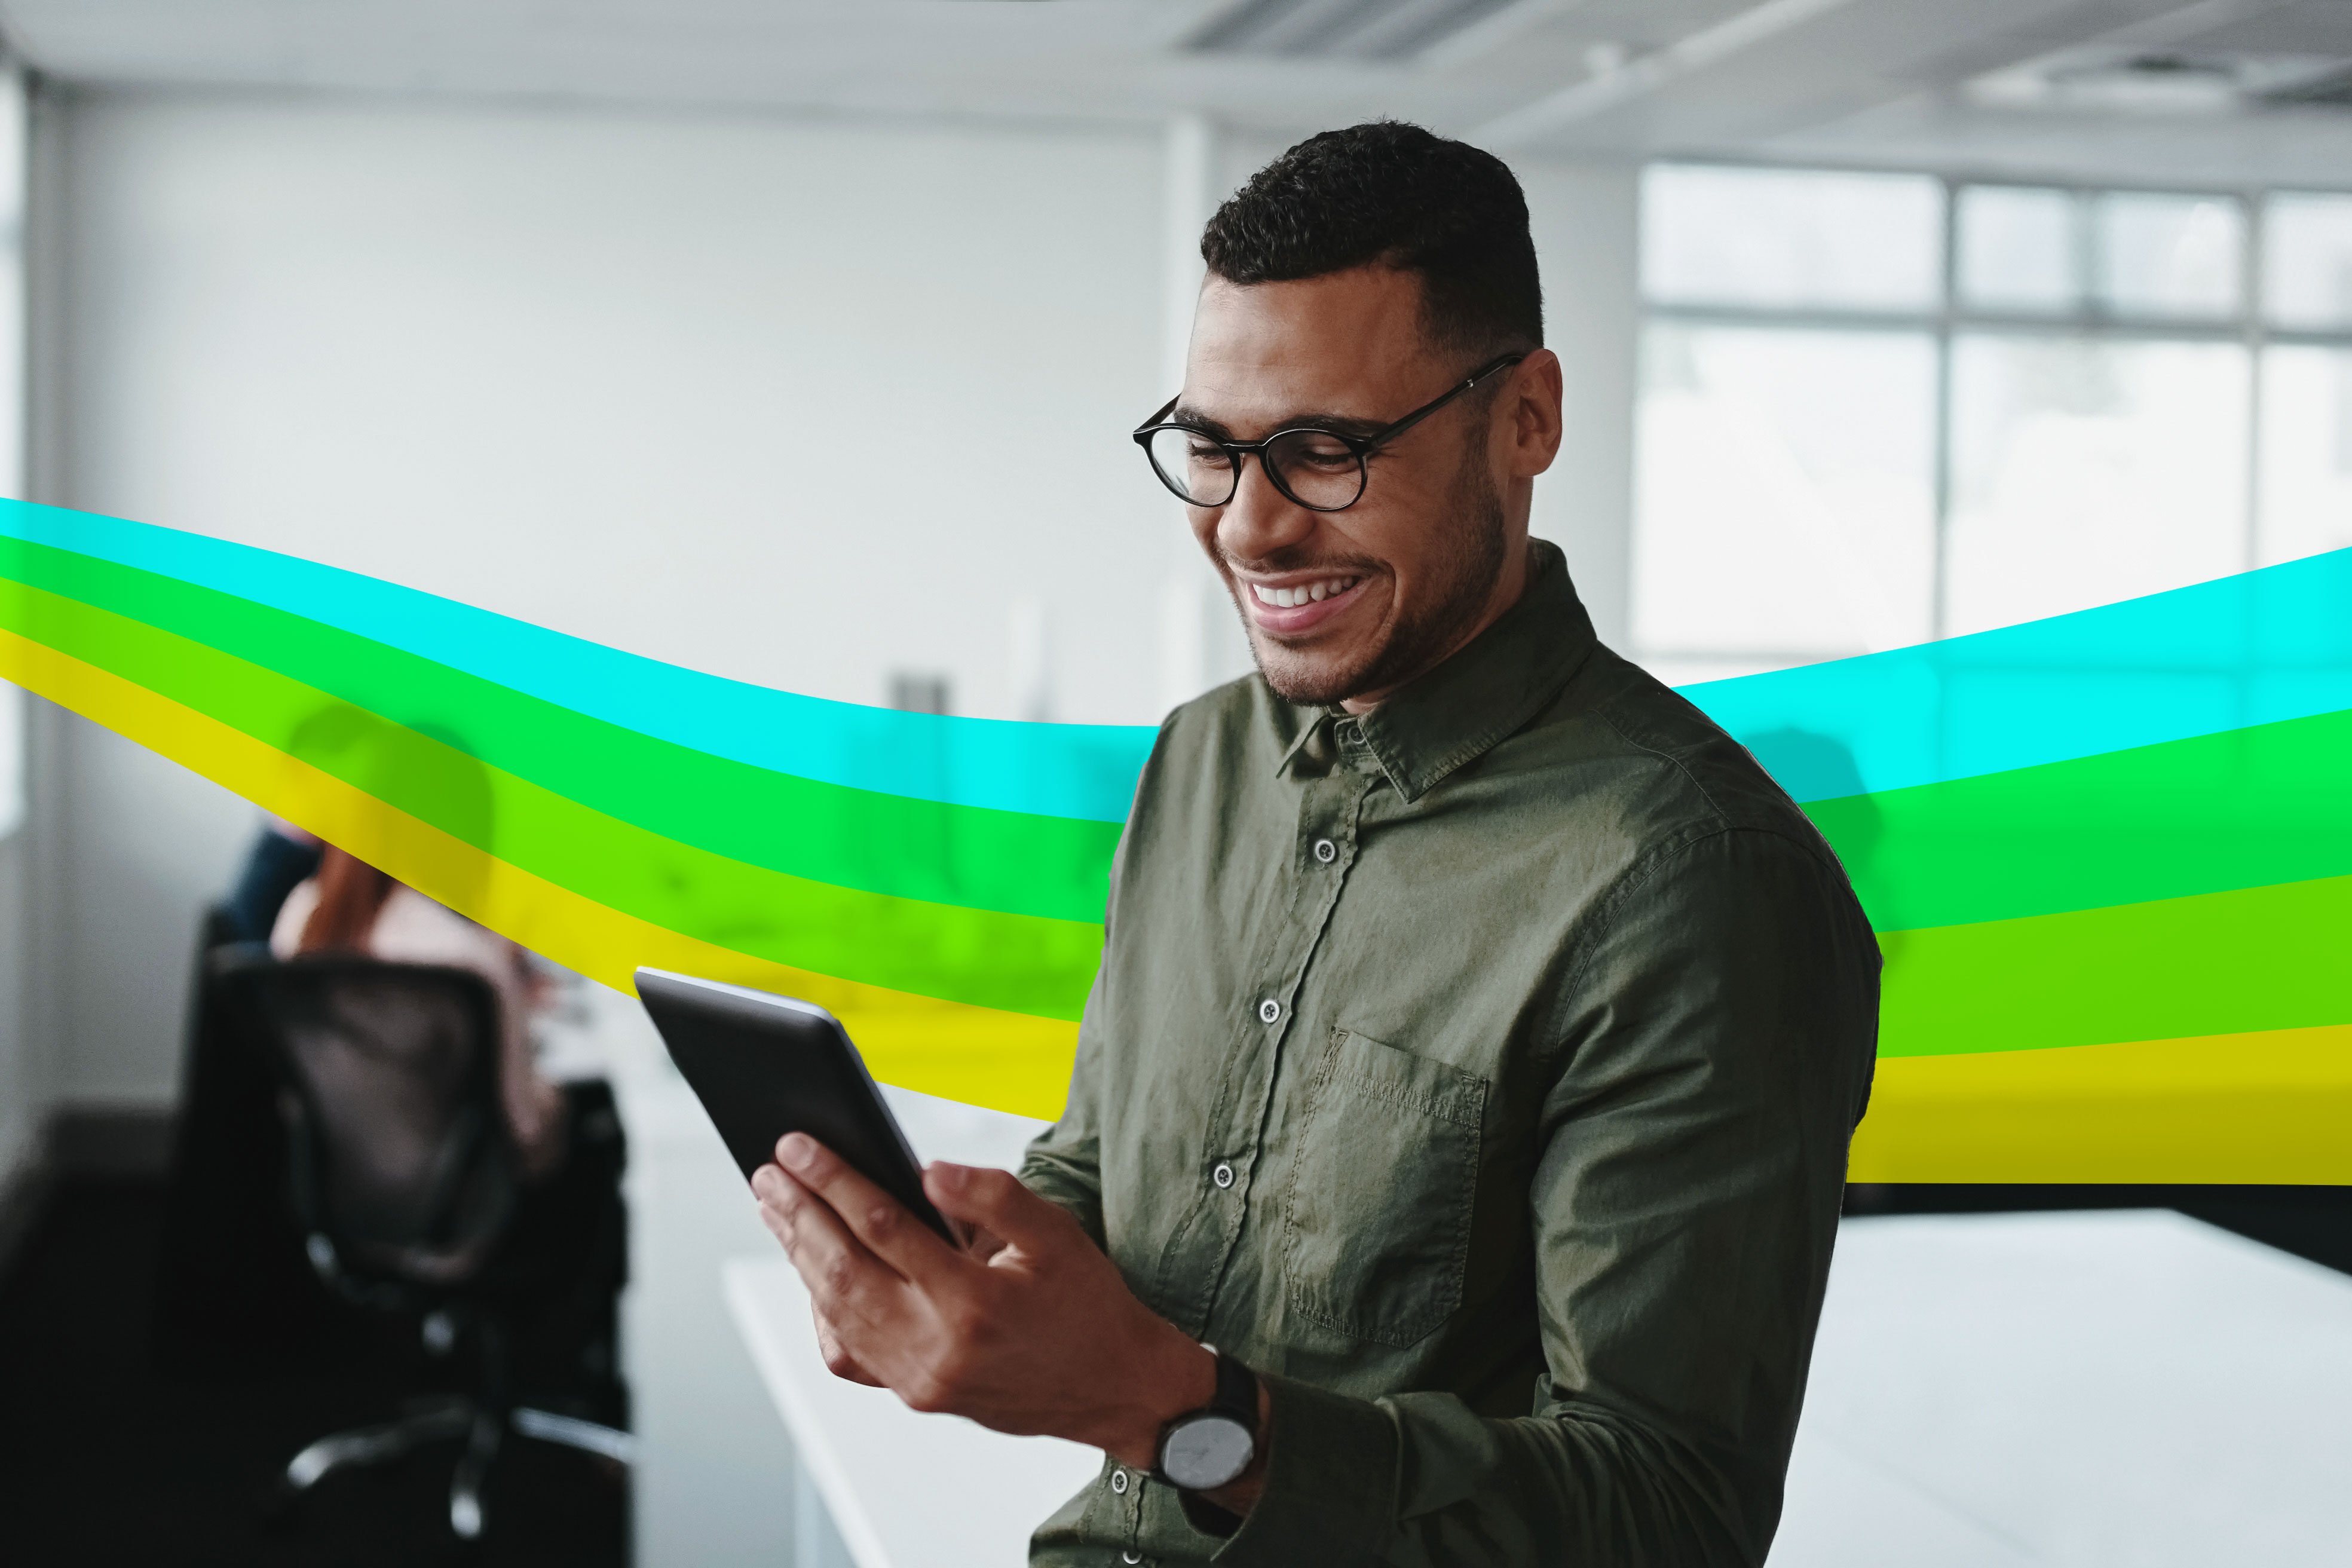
[{"xmin": 1143, "ymin": 426, "xmax": 1367, "ymax": 511}]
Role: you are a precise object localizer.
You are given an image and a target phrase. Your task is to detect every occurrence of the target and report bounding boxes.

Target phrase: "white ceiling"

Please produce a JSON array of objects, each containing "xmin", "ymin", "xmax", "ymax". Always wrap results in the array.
[{"xmin": 4, "ymin": 0, "xmax": 2352, "ymax": 186}]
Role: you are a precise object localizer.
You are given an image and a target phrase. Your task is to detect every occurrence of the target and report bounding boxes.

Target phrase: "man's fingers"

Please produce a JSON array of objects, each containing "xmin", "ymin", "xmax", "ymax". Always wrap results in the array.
[
  {"xmin": 923, "ymin": 1163, "xmax": 1075, "ymax": 1254},
  {"xmin": 775, "ymin": 1133, "xmax": 964, "ymax": 1290},
  {"xmin": 754, "ymin": 1162, "xmax": 899, "ymax": 1330},
  {"xmin": 813, "ymin": 1304, "xmax": 883, "ymax": 1387}
]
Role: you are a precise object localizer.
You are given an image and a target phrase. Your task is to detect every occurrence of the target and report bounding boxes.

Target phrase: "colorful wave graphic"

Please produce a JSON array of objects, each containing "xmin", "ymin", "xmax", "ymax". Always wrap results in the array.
[{"xmin": 2, "ymin": 498, "xmax": 2345, "ymax": 1180}]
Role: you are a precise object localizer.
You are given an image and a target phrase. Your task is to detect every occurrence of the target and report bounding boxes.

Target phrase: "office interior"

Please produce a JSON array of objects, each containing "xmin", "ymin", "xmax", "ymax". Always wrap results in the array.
[{"xmin": 0, "ymin": 2, "xmax": 2348, "ymax": 1565}]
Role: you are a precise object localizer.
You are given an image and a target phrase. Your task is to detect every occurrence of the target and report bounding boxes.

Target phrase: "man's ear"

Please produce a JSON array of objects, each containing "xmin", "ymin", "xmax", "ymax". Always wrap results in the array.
[{"xmin": 1508, "ymin": 350, "xmax": 1566, "ymax": 479}]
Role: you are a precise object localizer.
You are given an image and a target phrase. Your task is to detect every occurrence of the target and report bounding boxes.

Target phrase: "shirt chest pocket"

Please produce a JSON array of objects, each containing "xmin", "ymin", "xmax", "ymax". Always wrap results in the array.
[{"xmin": 1278, "ymin": 1028, "xmax": 1488, "ymax": 1348}]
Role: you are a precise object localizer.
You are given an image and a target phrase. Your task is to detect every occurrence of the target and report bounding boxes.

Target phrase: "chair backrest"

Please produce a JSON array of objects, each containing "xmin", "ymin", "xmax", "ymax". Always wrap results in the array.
[{"xmin": 215, "ymin": 952, "xmax": 518, "ymax": 1294}]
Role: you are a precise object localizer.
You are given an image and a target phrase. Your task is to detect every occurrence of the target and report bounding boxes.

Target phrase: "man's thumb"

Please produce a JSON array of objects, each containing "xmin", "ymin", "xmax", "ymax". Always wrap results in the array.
[{"xmin": 925, "ymin": 1163, "xmax": 1067, "ymax": 1250}]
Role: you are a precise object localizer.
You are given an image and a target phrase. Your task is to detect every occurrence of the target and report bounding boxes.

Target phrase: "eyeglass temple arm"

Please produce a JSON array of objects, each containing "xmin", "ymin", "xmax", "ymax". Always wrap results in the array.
[
  {"xmin": 1361, "ymin": 352, "xmax": 1529, "ymax": 453},
  {"xmin": 1132, "ymin": 395, "xmax": 1182, "ymax": 439},
  {"xmin": 1133, "ymin": 351, "xmax": 1524, "ymax": 447}
]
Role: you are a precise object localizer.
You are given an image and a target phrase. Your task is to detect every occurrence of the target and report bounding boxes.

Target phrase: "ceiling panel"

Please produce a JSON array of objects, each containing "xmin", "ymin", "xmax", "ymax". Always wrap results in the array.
[
  {"xmin": 2185, "ymin": 0, "xmax": 2352, "ymax": 56},
  {"xmin": 1, "ymin": 0, "xmax": 2347, "ymax": 186}
]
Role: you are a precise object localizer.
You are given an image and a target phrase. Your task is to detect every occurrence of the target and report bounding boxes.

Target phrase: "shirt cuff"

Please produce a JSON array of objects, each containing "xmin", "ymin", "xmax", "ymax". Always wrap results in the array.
[{"xmin": 1210, "ymin": 1371, "xmax": 1398, "ymax": 1564}]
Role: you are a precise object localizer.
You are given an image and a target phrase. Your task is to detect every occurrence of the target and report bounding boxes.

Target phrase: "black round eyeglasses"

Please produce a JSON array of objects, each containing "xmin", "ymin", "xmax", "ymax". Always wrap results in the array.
[{"xmin": 1131, "ymin": 353, "xmax": 1527, "ymax": 513}]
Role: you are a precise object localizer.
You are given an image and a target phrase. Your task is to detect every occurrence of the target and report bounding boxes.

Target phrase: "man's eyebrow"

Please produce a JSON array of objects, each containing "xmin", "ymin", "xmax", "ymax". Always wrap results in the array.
[{"xmin": 1168, "ymin": 405, "xmax": 1388, "ymax": 440}]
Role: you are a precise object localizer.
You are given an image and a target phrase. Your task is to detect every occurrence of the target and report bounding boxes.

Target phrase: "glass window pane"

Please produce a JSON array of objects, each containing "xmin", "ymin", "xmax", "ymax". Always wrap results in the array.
[
  {"xmin": 1958, "ymin": 186, "xmax": 2078, "ymax": 313},
  {"xmin": 1632, "ymin": 324, "xmax": 1938, "ymax": 675},
  {"xmin": 2263, "ymin": 194, "xmax": 2352, "ymax": 330},
  {"xmin": 2257, "ymin": 346, "xmax": 2352, "ymax": 566},
  {"xmin": 1947, "ymin": 336, "xmax": 2249, "ymax": 635},
  {"xmin": 1642, "ymin": 165, "xmax": 1943, "ymax": 312},
  {"xmin": 2093, "ymin": 193, "xmax": 2243, "ymax": 318}
]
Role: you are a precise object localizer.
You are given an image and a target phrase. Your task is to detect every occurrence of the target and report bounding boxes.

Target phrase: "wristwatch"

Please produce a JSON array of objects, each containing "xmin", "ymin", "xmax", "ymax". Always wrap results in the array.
[{"xmin": 1153, "ymin": 1346, "xmax": 1260, "ymax": 1492}]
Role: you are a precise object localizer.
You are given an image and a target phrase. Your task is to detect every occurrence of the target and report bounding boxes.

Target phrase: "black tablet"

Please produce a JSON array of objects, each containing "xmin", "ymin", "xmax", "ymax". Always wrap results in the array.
[{"xmin": 635, "ymin": 967, "xmax": 957, "ymax": 1243}]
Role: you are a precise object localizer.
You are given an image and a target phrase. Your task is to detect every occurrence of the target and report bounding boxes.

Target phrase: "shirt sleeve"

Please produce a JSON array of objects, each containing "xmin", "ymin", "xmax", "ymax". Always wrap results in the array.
[
  {"xmin": 1208, "ymin": 826, "xmax": 1881, "ymax": 1567},
  {"xmin": 1018, "ymin": 718, "xmax": 1177, "ymax": 1250},
  {"xmin": 1018, "ymin": 973, "xmax": 1108, "ymax": 1250}
]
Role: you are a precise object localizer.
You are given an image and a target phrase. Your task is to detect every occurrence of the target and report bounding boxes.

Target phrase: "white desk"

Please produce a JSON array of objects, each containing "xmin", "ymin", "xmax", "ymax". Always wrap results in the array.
[
  {"xmin": 727, "ymin": 1258, "xmax": 1100, "ymax": 1567},
  {"xmin": 541, "ymin": 977, "xmax": 804, "ymax": 1566},
  {"xmin": 1774, "ymin": 1211, "xmax": 2352, "ymax": 1567},
  {"xmin": 723, "ymin": 1088, "xmax": 1097, "ymax": 1568},
  {"xmin": 730, "ymin": 1194, "xmax": 2352, "ymax": 1568}
]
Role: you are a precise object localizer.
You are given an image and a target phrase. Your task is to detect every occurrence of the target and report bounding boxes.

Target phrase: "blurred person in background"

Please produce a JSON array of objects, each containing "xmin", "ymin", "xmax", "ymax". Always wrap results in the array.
[
  {"xmin": 219, "ymin": 816, "xmax": 323, "ymax": 945},
  {"xmin": 160, "ymin": 715, "xmax": 623, "ymax": 1410},
  {"xmin": 270, "ymin": 841, "xmax": 569, "ymax": 1178}
]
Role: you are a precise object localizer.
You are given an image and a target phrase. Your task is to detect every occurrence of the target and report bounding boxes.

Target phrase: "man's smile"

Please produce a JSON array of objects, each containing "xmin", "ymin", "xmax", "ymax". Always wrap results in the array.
[{"xmin": 1237, "ymin": 571, "xmax": 1372, "ymax": 636}]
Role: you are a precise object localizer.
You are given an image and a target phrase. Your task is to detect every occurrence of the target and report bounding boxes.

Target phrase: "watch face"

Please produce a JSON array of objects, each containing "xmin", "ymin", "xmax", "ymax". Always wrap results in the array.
[{"xmin": 1160, "ymin": 1413, "xmax": 1255, "ymax": 1491}]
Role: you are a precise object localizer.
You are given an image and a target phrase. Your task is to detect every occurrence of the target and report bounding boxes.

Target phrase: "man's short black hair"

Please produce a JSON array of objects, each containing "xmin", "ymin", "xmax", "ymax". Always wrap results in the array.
[{"xmin": 1200, "ymin": 121, "xmax": 1542, "ymax": 361}]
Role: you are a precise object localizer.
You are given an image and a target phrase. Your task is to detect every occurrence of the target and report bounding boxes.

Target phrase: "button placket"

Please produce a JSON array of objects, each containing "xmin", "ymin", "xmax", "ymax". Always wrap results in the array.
[{"xmin": 1154, "ymin": 767, "xmax": 1373, "ymax": 1337}]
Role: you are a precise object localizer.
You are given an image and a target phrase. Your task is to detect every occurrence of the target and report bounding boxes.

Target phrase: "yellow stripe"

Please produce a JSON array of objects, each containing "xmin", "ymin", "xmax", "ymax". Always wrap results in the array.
[
  {"xmin": 0, "ymin": 627, "xmax": 1079, "ymax": 1120},
  {"xmin": 1849, "ymin": 1023, "xmax": 2352, "ymax": 1183}
]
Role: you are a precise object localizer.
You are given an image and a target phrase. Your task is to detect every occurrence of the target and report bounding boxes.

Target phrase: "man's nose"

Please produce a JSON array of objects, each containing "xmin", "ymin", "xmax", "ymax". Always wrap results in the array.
[{"xmin": 1212, "ymin": 454, "xmax": 1315, "ymax": 563}]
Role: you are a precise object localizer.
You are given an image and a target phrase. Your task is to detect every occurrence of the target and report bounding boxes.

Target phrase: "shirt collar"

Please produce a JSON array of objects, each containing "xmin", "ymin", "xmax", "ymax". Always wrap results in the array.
[{"xmin": 1277, "ymin": 539, "xmax": 1597, "ymax": 802}]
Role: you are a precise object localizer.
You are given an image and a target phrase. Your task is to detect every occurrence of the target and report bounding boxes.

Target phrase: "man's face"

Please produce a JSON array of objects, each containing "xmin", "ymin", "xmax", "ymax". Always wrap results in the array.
[{"xmin": 1174, "ymin": 266, "xmax": 1560, "ymax": 709}]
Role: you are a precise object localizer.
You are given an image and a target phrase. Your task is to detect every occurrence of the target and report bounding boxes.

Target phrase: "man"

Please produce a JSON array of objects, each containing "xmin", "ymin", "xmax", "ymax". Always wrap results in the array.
[{"xmin": 752, "ymin": 122, "xmax": 1880, "ymax": 1565}]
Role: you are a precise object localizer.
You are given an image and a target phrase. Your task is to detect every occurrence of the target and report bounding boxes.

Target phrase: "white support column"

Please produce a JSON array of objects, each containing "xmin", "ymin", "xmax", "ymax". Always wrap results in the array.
[
  {"xmin": 1159, "ymin": 112, "xmax": 1214, "ymax": 400},
  {"xmin": 1517, "ymin": 157, "xmax": 1639, "ymax": 649},
  {"xmin": 1155, "ymin": 112, "xmax": 1229, "ymax": 719}
]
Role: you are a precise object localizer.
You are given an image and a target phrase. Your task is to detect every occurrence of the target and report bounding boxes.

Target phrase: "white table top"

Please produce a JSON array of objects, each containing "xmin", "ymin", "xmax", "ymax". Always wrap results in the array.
[
  {"xmin": 722, "ymin": 1087, "xmax": 1099, "ymax": 1568},
  {"xmin": 1774, "ymin": 1211, "xmax": 2352, "ymax": 1567},
  {"xmin": 719, "ymin": 1089, "xmax": 2352, "ymax": 1568}
]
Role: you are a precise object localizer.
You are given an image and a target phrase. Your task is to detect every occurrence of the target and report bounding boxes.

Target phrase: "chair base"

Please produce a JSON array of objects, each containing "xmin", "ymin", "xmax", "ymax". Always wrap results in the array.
[{"xmin": 280, "ymin": 1397, "xmax": 635, "ymax": 1541}]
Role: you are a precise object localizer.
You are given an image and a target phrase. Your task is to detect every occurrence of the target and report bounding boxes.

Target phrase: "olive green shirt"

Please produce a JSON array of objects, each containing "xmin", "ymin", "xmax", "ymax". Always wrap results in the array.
[{"xmin": 1021, "ymin": 542, "xmax": 1880, "ymax": 1567}]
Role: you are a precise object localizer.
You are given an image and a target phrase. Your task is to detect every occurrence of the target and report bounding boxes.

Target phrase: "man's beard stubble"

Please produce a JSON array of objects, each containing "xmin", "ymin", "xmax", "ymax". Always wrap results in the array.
[{"xmin": 1232, "ymin": 446, "xmax": 1511, "ymax": 708}]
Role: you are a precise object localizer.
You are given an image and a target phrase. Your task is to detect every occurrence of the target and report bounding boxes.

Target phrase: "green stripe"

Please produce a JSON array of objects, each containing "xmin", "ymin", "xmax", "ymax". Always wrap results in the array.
[
  {"xmin": 1, "ymin": 577, "xmax": 1101, "ymax": 1018},
  {"xmin": 1809, "ymin": 704, "xmax": 2352, "ymax": 930},
  {"xmin": 1880, "ymin": 872, "xmax": 2352, "ymax": 1058},
  {"xmin": 0, "ymin": 538, "xmax": 1120, "ymax": 924}
]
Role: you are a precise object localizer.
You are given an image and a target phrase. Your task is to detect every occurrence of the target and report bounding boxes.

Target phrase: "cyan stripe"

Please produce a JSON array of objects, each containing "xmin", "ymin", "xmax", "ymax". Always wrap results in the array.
[
  {"xmin": 0, "ymin": 500, "xmax": 1157, "ymax": 822},
  {"xmin": 1683, "ymin": 547, "xmax": 2352, "ymax": 802},
  {"xmin": 20, "ymin": 500, "xmax": 2347, "ymax": 816}
]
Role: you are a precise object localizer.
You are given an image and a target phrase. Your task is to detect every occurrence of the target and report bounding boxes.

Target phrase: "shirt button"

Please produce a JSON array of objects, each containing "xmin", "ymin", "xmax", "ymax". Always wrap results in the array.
[
  {"xmin": 1257, "ymin": 998, "xmax": 1281, "ymax": 1024},
  {"xmin": 1123, "ymin": 1554, "xmax": 1144, "ymax": 1565},
  {"xmin": 1212, "ymin": 1160, "xmax": 1235, "ymax": 1189},
  {"xmin": 1111, "ymin": 1468, "xmax": 1129, "ymax": 1494},
  {"xmin": 1312, "ymin": 838, "xmax": 1337, "ymax": 863}
]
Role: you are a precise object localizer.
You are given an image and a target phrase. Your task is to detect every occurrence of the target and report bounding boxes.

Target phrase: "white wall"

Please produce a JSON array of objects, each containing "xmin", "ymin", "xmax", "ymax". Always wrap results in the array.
[
  {"xmin": 47, "ymin": 88, "xmax": 1177, "ymax": 1109},
  {"xmin": 63, "ymin": 93, "xmax": 1174, "ymax": 720}
]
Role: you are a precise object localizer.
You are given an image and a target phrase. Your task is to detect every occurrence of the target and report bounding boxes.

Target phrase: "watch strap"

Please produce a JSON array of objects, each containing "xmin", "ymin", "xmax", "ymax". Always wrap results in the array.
[{"xmin": 1205, "ymin": 1344, "xmax": 1258, "ymax": 1428}]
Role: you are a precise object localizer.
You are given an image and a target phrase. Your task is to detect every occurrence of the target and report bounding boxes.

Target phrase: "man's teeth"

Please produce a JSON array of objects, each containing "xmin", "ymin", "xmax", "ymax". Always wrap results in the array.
[{"xmin": 1251, "ymin": 577, "xmax": 1360, "ymax": 610}]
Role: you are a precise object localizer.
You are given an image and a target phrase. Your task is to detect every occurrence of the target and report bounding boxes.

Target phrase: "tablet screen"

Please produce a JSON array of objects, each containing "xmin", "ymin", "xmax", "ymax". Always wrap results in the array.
[{"xmin": 635, "ymin": 967, "xmax": 956, "ymax": 1242}]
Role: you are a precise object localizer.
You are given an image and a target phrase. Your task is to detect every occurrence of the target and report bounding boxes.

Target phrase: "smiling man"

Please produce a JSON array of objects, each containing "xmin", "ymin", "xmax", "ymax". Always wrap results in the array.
[{"xmin": 752, "ymin": 122, "xmax": 1881, "ymax": 1566}]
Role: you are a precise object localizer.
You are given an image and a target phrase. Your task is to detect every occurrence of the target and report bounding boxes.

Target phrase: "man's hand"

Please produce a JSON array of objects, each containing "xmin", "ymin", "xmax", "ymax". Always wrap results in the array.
[{"xmin": 751, "ymin": 1132, "xmax": 1223, "ymax": 1474}]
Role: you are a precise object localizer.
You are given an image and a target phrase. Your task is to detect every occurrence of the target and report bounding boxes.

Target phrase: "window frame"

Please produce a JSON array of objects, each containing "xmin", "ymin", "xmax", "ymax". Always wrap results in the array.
[{"xmin": 1637, "ymin": 163, "xmax": 2352, "ymax": 663}]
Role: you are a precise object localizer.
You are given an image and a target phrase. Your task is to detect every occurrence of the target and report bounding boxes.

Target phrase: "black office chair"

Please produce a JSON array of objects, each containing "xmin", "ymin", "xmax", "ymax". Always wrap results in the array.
[{"xmin": 212, "ymin": 950, "xmax": 635, "ymax": 1541}]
